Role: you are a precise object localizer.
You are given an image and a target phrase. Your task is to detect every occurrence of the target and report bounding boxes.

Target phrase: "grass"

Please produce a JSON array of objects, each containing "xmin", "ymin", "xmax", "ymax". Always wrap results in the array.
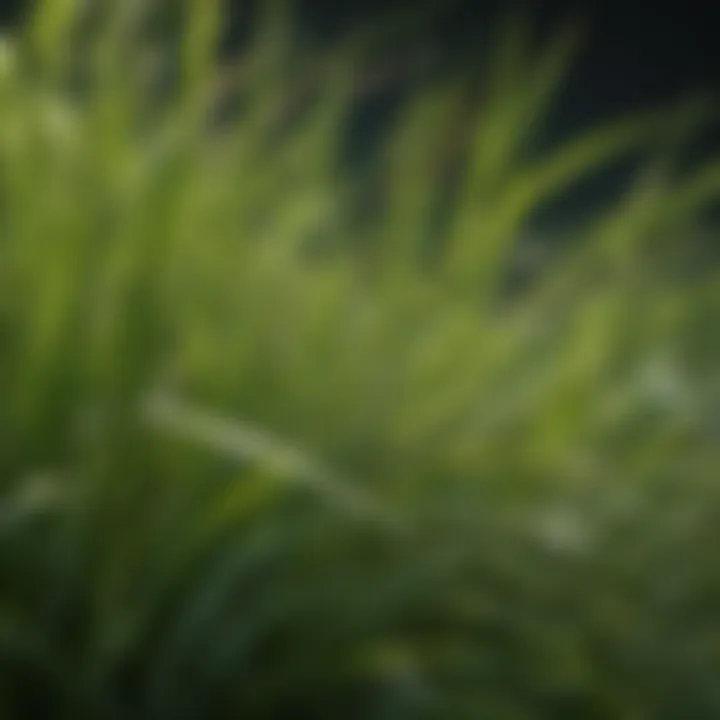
[{"xmin": 0, "ymin": 0, "xmax": 719, "ymax": 717}]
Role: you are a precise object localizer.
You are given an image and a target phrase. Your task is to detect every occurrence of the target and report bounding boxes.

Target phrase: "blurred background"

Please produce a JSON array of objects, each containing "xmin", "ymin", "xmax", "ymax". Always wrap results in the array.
[
  {"xmin": 2, "ymin": 0, "xmax": 718, "ymax": 217},
  {"xmin": 3, "ymin": 0, "xmax": 720, "ymax": 128},
  {"xmin": 0, "ymin": 1, "xmax": 718, "ymax": 717}
]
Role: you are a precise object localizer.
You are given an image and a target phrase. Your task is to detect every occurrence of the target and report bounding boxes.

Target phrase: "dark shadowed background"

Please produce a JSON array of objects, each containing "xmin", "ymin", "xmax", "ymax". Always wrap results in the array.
[
  {"xmin": 2, "ymin": 0, "xmax": 717, "ymax": 217},
  {"xmin": 2, "ymin": 1, "xmax": 718, "ymax": 119}
]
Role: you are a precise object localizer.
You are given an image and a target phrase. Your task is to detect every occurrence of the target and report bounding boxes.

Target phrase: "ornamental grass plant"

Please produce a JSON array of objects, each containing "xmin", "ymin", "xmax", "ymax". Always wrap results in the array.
[{"xmin": 1, "ymin": 1, "xmax": 719, "ymax": 717}]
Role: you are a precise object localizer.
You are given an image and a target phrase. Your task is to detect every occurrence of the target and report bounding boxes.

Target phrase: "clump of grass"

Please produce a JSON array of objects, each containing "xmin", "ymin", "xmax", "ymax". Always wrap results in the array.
[{"xmin": 1, "ymin": 1, "xmax": 719, "ymax": 717}]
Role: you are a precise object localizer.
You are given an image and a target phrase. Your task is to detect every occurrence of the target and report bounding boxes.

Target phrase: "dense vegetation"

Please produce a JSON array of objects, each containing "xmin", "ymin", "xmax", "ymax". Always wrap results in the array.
[{"xmin": 1, "ymin": 1, "xmax": 718, "ymax": 717}]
